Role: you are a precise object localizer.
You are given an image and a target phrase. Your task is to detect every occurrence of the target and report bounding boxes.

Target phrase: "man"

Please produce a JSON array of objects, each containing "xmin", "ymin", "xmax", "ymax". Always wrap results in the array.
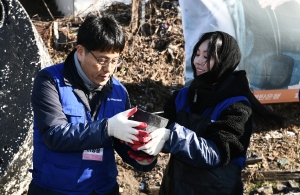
[{"xmin": 28, "ymin": 14, "xmax": 156, "ymax": 195}]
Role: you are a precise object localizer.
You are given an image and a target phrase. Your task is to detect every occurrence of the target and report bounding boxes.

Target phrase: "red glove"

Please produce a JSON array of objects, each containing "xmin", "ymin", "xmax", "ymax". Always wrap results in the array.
[
  {"xmin": 128, "ymin": 150, "xmax": 156, "ymax": 165},
  {"xmin": 126, "ymin": 130, "xmax": 151, "ymax": 150},
  {"xmin": 120, "ymin": 122, "xmax": 151, "ymax": 151},
  {"xmin": 134, "ymin": 122, "xmax": 148, "ymax": 130},
  {"xmin": 120, "ymin": 130, "xmax": 149, "ymax": 143}
]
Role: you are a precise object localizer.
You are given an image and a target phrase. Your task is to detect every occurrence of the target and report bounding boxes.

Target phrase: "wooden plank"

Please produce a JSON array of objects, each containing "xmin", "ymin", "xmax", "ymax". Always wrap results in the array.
[
  {"xmin": 242, "ymin": 170, "xmax": 300, "ymax": 182},
  {"xmin": 245, "ymin": 157, "xmax": 263, "ymax": 165}
]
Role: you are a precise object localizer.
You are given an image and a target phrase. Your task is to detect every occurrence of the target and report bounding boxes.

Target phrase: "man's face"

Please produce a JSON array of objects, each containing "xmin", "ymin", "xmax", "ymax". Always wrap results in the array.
[{"xmin": 76, "ymin": 45, "xmax": 120, "ymax": 86}]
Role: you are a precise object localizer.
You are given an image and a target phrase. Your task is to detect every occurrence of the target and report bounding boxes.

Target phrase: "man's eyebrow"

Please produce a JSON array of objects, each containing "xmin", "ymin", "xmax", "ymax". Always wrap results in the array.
[{"xmin": 97, "ymin": 55, "xmax": 119, "ymax": 59}]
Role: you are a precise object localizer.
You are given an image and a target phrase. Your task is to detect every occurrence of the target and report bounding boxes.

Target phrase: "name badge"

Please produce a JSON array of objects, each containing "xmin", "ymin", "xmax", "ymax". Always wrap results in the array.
[{"xmin": 83, "ymin": 148, "xmax": 103, "ymax": 161}]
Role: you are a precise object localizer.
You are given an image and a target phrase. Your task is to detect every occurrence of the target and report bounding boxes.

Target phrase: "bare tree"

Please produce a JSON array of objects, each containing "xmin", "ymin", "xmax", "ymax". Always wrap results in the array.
[{"xmin": 131, "ymin": 0, "xmax": 140, "ymax": 34}]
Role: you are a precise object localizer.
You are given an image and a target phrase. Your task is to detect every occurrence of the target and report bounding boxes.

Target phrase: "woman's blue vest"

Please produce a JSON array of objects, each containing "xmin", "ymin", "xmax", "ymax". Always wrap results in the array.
[
  {"xmin": 175, "ymin": 86, "xmax": 249, "ymax": 169},
  {"xmin": 32, "ymin": 63, "xmax": 127, "ymax": 195}
]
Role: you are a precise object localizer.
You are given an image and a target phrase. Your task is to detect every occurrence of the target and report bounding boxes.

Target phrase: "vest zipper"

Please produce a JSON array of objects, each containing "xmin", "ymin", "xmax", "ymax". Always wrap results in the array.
[
  {"xmin": 193, "ymin": 89, "xmax": 197, "ymax": 102},
  {"xmin": 83, "ymin": 105, "xmax": 87, "ymax": 122}
]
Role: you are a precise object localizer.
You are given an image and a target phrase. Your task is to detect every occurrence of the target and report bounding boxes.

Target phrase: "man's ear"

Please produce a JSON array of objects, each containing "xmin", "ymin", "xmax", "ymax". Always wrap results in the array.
[{"xmin": 76, "ymin": 45, "xmax": 84, "ymax": 62}]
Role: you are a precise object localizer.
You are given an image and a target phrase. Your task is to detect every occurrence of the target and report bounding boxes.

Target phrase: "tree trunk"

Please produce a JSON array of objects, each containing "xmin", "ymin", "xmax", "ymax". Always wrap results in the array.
[{"xmin": 131, "ymin": 0, "xmax": 140, "ymax": 34}]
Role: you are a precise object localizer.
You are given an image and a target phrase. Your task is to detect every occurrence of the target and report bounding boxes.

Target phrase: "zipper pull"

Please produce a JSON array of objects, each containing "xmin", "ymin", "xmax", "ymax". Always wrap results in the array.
[{"xmin": 193, "ymin": 89, "xmax": 197, "ymax": 102}]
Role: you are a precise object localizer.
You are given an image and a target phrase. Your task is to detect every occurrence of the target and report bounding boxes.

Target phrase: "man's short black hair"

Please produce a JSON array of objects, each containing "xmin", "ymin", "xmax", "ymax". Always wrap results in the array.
[{"xmin": 77, "ymin": 14, "xmax": 125, "ymax": 53}]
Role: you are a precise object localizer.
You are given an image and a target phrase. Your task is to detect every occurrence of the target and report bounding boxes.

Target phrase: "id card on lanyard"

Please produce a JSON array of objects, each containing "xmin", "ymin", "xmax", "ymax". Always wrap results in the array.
[{"xmin": 83, "ymin": 148, "xmax": 104, "ymax": 161}]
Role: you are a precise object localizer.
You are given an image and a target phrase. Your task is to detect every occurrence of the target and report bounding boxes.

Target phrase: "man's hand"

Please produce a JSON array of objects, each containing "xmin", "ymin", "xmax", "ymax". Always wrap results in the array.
[
  {"xmin": 137, "ymin": 128, "xmax": 170, "ymax": 156},
  {"xmin": 107, "ymin": 107, "xmax": 147, "ymax": 144}
]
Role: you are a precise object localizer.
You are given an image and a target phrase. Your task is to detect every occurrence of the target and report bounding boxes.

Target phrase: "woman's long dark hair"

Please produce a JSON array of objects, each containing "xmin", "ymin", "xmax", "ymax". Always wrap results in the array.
[{"xmin": 247, "ymin": 86, "xmax": 285, "ymax": 128}]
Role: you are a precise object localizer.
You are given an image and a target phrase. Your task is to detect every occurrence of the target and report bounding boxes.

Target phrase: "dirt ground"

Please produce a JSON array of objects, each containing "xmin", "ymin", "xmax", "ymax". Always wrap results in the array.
[{"xmin": 28, "ymin": 0, "xmax": 300, "ymax": 194}]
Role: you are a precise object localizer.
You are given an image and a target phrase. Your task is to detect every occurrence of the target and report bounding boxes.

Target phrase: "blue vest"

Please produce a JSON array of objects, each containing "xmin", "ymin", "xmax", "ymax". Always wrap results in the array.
[
  {"xmin": 32, "ymin": 63, "xmax": 127, "ymax": 195},
  {"xmin": 175, "ymin": 86, "xmax": 250, "ymax": 169}
]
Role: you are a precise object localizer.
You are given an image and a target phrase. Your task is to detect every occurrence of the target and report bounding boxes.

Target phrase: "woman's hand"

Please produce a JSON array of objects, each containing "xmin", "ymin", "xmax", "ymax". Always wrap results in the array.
[{"xmin": 137, "ymin": 128, "xmax": 170, "ymax": 156}]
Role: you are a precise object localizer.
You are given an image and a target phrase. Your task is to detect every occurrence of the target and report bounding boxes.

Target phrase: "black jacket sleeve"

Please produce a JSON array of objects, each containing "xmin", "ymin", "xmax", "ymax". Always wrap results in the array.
[
  {"xmin": 204, "ymin": 101, "xmax": 253, "ymax": 165},
  {"xmin": 31, "ymin": 69, "xmax": 68, "ymax": 132},
  {"xmin": 163, "ymin": 122, "xmax": 221, "ymax": 169},
  {"xmin": 43, "ymin": 120, "xmax": 113, "ymax": 152}
]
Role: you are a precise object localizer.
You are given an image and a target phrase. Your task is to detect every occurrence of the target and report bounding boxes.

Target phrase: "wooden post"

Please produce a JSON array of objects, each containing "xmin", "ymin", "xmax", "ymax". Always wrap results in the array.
[
  {"xmin": 131, "ymin": 0, "xmax": 140, "ymax": 34},
  {"xmin": 141, "ymin": 0, "xmax": 146, "ymax": 35},
  {"xmin": 242, "ymin": 170, "xmax": 300, "ymax": 182}
]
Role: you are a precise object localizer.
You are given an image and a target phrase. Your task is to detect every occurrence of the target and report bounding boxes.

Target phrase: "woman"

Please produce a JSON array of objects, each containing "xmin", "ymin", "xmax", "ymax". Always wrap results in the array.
[{"xmin": 138, "ymin": 31, "xmax": 285, "ymax": 195}]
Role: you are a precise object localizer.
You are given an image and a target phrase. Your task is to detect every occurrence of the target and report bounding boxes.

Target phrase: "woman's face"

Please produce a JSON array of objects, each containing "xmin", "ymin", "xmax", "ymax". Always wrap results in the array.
[{"xmin": 193, "ymin": 39, "xmax": 215, "ymax": 76}]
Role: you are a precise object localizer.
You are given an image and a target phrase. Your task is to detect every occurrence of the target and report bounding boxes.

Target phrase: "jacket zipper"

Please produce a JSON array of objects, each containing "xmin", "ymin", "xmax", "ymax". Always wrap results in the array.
[{"xmin": 193, "ymin": 89, "xmax": 197, "ymax": 102}]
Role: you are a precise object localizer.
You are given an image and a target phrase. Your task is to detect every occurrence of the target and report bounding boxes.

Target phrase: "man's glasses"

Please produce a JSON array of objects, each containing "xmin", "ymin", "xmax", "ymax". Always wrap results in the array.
[{"xmin": 88, "ymin": 50, "xmax": 122, "ymax": 66}]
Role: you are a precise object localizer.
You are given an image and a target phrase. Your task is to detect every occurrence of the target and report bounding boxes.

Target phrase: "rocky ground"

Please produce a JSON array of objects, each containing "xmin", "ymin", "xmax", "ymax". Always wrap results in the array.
[{"xmin": 28, "ymin": 0, "xmax": 300, "ymax": 194}]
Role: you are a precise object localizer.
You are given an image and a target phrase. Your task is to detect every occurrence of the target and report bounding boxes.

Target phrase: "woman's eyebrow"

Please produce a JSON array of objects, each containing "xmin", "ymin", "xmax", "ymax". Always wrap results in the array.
[{"xmin": 197, "ymin": 48, "xmax": 208, "ymax": 52}]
